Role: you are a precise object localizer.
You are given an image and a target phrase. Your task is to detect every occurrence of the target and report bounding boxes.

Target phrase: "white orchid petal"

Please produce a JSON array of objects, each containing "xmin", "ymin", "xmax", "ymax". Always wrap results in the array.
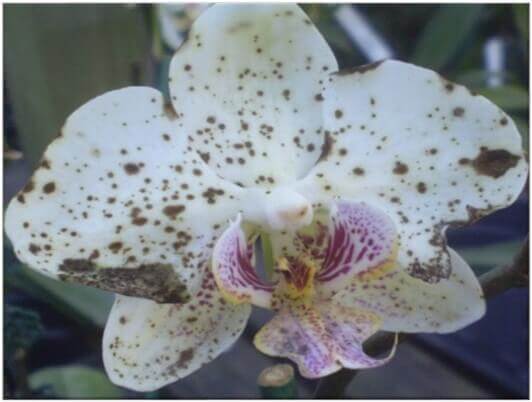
[
  {"xmin": 212, "ymin": 214, "xmax": 274, "ymax": 308},
  {"xmin": 103, "ymin": 273, "xmax": 251, "ymax": 391},
  {"xmin": 299, "ymin": 60, "xmax": 528, "ymax": 282},
  {"xmin": 169, "ymin": 3, "xmax": 338, "ymax": 187},
  {"xmin": 335, "ymin": 247, "xmax": 486, "ymax": 333},
  {"xmin": 5, "ymin": 87, "xmax": 244, "ymax": 302}
]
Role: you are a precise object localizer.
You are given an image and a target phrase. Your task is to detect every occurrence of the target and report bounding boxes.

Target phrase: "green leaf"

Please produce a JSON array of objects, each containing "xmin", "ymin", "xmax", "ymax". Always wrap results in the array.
[
  {"xmin": 29, "ymin": 366, "xmax": 123, "ymax": 398},
  {"xmin": 454, "ymin": 69, "xmax": 517, "ymax": 89},
  {"xmin": 455, "ymin": 241, "xmax": 522, "ymax": 276},
  {"xmin": 476, "ymin": 85, "xmax": 529, "ymax": 111},
  {"xmin": 513, "ymin": 4, "xmax": 529, "ymax": 42},
  {"xmin": 411, "ymin": 5, "xmax": 484, "ymax": 70}
]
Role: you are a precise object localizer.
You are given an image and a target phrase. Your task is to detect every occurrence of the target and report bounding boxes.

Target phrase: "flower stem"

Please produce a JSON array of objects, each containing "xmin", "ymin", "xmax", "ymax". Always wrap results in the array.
[
  {"xmin": 261, "ymin": 233, "xmax": 275, "ymax": 282},
  {"xmin": 313, "ymin": 238, "xmax": 529, "ymax": 398},
  {"xmin": 258, "ymin": 364, "xmax": 297, "ymax": 399}
]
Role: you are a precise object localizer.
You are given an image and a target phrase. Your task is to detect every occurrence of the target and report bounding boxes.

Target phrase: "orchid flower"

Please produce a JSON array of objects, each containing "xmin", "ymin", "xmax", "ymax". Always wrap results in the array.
[{"xmin": 5, "ymin": 3, "xmax": 528, "ymax": 392}]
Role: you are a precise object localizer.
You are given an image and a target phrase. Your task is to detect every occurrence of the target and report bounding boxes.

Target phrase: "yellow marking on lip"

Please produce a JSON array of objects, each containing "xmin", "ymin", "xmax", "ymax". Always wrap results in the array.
[
  {"xmin": 276, "ymin": 255, "xmax": 317, "ymax": 302},
  {"xmin": 356, "ymin": 241, "xmax": 399, "ymax": 282}
]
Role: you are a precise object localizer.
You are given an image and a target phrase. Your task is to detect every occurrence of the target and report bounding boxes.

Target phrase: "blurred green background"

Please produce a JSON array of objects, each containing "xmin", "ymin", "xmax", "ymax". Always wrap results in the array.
[{"xmin": 3, "ymin": 3, "xmax": 529, "ymax": 398}]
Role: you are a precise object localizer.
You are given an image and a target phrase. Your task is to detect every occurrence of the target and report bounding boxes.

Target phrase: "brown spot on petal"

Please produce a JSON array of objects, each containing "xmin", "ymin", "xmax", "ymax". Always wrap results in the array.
[
  {"xmin": 29, "ymin": 243, "xmax": 41, "ymax": 255},
  {"xmin": 163, "ymin": 205, "xmax": 186, "ymax": 220},
  {"xmin": 42, "ymin": 182, "xmax": 56, "ymax": 194},
  {"xmin": 472, "ymin": 148, "xmax": 520, "ymax": 178},
  {"xmin": 416, "ymin": 182, "xmax": 427, "ymax": 193},
  {"xmin": 176, "ymin": 348, "xmax": 194, "ymax": 368},
  {"xmin": 89, "ymin": 249, "xmax": 100, "ymax": 260},
  {"xmin": 124, "ymin": 163, "xmax": 140, "ymax": 175},
  {"xmin": 108, "ymin": 242, "xmax": 123, "ymax": 253},
  {"xmin": 132, "ymin": 217, "xmax": 148, "ymax": 226},
  {"xmin": 393, "ymin": 161, "xmax": 408, "ymax": 175},
  {"xmin": 453, "ymin": 107, "xmax": 465, "ymax": 117},
  {"xmin": 199, "ymin": 152, "xmax": 210, "ymax": 163}
]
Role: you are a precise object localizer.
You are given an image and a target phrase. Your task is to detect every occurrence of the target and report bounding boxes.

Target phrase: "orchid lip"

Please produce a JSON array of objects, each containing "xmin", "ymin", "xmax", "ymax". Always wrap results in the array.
[{"xmin": 212, "ymin": 199, "xmax": 398, "ymax": 311}]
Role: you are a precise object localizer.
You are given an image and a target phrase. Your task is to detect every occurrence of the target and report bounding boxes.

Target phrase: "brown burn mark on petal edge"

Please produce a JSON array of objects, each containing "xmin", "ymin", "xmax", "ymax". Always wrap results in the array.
[
  {"xmin": 58, "ymin": 259, "xmax": 190, "ymax": 303},
  {"xmin": 335, "ymin": 60, "xmax": 384, "ymax": 76},
  {"xmin": 409, "ymin": 224, "xmax": 451, "ymax": 284},
  {"xmin": 22, "ymin": 181, "xmax": 35, "ymax": 193},
  {"xmin": 40, "ymin": 159, "xmax": 51, "ymax": 169},
  {"xmin": 471, "ymin": 148, "xmax": 520, "ymax": 179}
]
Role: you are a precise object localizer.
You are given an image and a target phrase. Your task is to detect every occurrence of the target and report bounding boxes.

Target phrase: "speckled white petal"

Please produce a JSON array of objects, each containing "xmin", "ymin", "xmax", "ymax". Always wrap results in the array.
[
  {"xmin": 4, "ymin": 87, "xmax": 245, "ymax": 302},
  {"xmin": 334, "ymin": 248, "xmax": 486, "ymax": 334},
  {"xmin": 212, "ymin": 214, "xmax": 274, "ymax": 308},
  {"xmin": 299, "ymin": 60, "xmax": 528, "ymax": 282},
  {"xmin": 169, "ymin": 3, "xmax": 337, "ymax": 187},
  {"xmin": 103, "ymin": 272, "xmax": 251, "ymax": 392}
]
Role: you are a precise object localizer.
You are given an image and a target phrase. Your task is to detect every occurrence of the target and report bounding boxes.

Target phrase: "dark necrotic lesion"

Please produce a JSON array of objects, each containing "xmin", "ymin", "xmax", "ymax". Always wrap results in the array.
[{"xmin": 58, "ymin": 259, "xmax": 191, "ymax": 303}]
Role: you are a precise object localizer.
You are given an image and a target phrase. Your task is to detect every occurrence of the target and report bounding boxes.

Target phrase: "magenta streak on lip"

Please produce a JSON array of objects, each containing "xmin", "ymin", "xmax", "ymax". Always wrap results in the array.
[
  {"xmin": 316, "ymin": 220, "xmax": 357, "ymax": 282},
  {"xmin": 355, "ymin": 245, "xmax": 367, "ymax": 263}
]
